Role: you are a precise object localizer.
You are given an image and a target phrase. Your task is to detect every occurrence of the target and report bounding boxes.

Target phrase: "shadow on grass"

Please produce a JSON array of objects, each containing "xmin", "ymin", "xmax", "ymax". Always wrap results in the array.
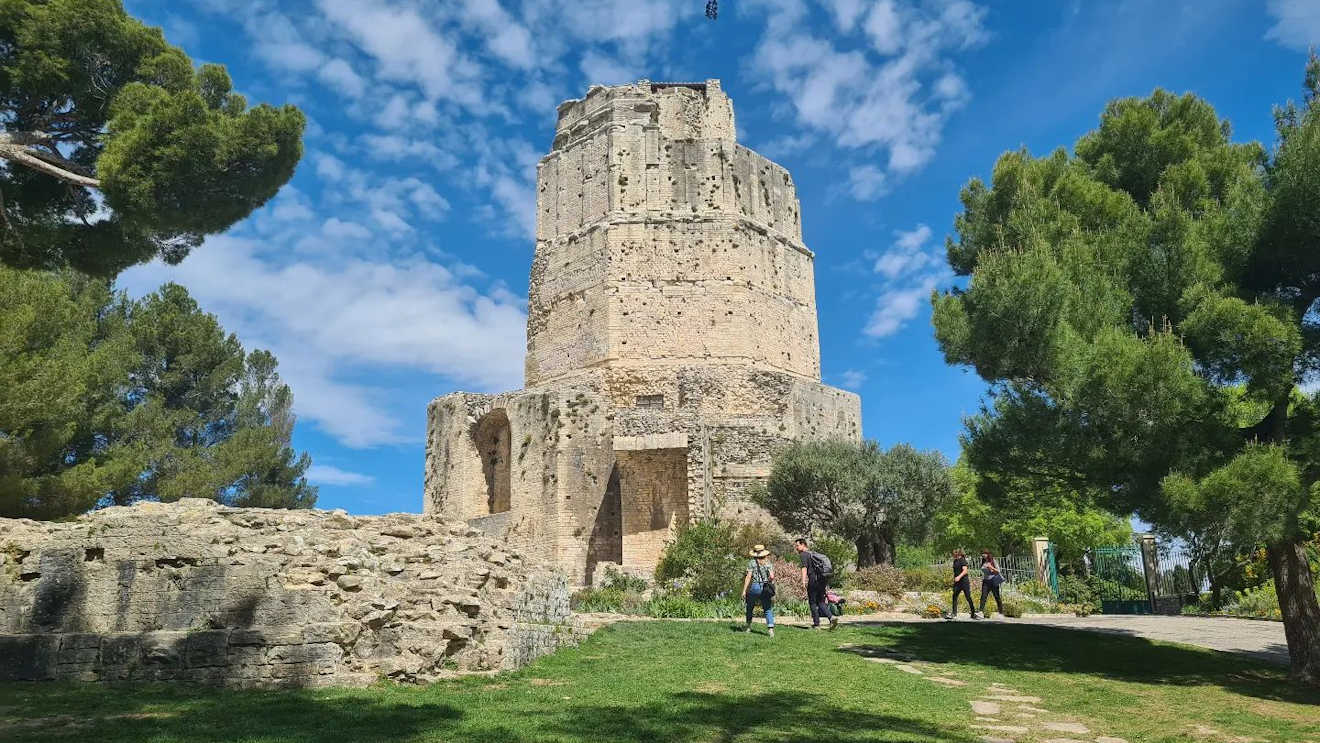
[
  {"xmin": 842, "ymin": 621, "xmax": 1320, "ymax": 706},
  {"xmin": 0, "ymin": 683, "xmax": 462, "ymax": 743},
  {"xmin": 0, "ymin": 684, "xmax": 970, "ymax": 743},
  {"xmin": 545, "ymin": 690, "xmax": 964, "ymax": 743}
]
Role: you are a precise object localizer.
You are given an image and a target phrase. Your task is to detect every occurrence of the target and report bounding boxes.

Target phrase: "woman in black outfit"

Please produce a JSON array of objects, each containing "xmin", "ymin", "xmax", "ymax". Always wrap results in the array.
[
  {"xmin": 979, "ymin": 549, "xmax": 1004, "ymax": 617},
  {"xmin": 948, "ymin": 549, "xmax": 979, "ymax": 620}
]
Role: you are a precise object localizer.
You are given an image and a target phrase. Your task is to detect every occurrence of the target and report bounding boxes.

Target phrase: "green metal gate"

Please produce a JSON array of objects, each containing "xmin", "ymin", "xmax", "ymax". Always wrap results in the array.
[{"xmin": 1092, "ymin": 546, "xmax": 1151, "ymax": 614}]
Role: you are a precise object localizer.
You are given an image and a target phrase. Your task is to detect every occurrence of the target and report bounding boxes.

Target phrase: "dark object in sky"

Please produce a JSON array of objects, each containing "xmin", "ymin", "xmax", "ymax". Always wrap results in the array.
[{"xmin": 706, "ymin": 1, "xmax": 718, "ymax": 20}]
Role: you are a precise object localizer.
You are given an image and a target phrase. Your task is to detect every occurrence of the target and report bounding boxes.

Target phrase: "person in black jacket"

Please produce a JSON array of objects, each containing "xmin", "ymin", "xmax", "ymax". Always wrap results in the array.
[
  {"xmin": 794, "ymin": 538, "xmax": 837, "ymax": 630},
  {"xmin": 948, "ymin": 548, "xmax": 979, "ymax": 620}
]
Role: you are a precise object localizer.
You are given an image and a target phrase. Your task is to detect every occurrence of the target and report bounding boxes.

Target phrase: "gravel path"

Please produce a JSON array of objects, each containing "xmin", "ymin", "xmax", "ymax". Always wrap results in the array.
[
  {"xmin": 981, "ymin": 614, "xmax": 1289, "ymax": 666},
  {"xmin": 579, "ymin": 612, "xmax": 1289, "ymax": 666}
]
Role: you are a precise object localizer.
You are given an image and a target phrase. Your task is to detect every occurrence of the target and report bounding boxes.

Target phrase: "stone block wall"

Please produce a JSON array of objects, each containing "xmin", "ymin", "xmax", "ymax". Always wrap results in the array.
[
  {"xmin": 527, "ymin": 79, "xmax": 818, "ymax": 388},
  {"xmin": 0, "ymin": 499, "xmax": 581, "ymax": 688}
]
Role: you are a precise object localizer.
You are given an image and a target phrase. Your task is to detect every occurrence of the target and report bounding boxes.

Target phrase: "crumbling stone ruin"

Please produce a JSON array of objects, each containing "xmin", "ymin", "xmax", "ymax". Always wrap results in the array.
[
  {"xmin": 426, "ymin": 80, "xmax": 862, "ymax": 586},
  {"xmin": 0, "ymin": 499, "xmax": 579, "ymax": 687}
]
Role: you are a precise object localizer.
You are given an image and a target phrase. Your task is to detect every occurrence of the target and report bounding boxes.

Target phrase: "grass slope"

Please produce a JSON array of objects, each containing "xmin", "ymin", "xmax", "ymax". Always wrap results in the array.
[{"xmin": 0, "ymin": 621, "xmax": 1315, "ymax": 742}]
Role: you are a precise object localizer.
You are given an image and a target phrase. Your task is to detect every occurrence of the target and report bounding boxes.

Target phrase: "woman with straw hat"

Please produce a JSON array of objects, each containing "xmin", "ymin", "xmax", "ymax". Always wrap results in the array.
[{"xmin": 741, "ymin": 545, "xmax": 776, "ymax": 637}]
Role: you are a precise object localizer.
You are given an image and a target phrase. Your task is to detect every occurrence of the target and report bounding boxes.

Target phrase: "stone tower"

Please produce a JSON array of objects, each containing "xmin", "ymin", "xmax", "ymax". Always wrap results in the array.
[{"xmin": 425, "ymin": 81, "xmax": 860, "ymax": 585}]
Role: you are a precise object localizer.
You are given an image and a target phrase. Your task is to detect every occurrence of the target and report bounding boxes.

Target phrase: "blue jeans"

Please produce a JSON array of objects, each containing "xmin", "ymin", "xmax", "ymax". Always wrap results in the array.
[{"xmin": 746, "ymin": 583, "xmax": 775, "ymax": 626}]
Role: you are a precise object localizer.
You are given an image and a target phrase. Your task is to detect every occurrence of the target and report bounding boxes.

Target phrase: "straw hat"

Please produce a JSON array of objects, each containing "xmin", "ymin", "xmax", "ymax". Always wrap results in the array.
[{"xmin": 749, "ymin": 544, "xmax": 770, "ymax": 558}]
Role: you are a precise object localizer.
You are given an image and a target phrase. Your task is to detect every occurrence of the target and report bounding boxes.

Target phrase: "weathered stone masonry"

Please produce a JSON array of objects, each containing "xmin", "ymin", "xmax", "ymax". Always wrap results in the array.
[
  {"xmin": 0, "ymin": 499, "xmax": 580, "ymax": 687},
  {"xmin": 425, "ymin": 80, "xmax": 862, "ymax": 585}
]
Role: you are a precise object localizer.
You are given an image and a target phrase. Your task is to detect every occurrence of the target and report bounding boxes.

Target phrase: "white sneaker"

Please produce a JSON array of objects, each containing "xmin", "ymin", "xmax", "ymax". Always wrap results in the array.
[{"xmin": 767, "ymin": 627, "xmax": 774, "ymax": 637}]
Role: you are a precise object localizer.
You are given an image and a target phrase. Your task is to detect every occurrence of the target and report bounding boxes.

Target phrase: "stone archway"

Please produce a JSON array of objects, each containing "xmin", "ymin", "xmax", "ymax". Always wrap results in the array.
[{"xmin": 472, "ymin": 410, "xmax": 511, "ymax": 514}]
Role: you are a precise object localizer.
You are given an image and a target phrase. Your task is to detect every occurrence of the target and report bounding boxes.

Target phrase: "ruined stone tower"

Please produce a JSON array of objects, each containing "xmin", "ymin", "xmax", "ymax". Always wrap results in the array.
[{"xmin": 425, "ymin": 80, "xmax": 860, "ymax": 585}]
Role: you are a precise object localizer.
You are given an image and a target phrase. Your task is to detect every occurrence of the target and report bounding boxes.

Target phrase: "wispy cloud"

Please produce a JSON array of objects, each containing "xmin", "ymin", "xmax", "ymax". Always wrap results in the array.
[
  {"xmin": 864, "ymin": 223, "xmax": 951, "ymax": 338},
  {"xmin": 118, "ymin": 234, "xmax": 526, "ymax": 448},
  {"xmin": 1265, "ymin": 0, "xmax": 1320, "ymax": 51},
  {"xmin": 306, "ymin": 464, "xmax": 377, "ymax": 487},
  {"xmin": 744, "ymin": 0, "xmax": 985, "ymax": 192},
  {"xmin": 839, "ymin": 369, "xmax": 868, "ymax": 390}
]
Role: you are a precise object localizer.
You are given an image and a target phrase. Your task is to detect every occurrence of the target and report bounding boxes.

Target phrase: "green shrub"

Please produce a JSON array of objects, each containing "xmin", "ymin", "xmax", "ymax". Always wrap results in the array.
[
  {"xmin": 1222, "ymin": 581, "xmax": 1283, "ymax": 620},
  {"xmin": 1057, "ymin": 575, "xmax": 1097, "ymax": 606},
  {"xmin": 1016, "ymin": 579, "xmax": 1054, "ymax": 600},
  {"xmin": 811, "ymin": 533, "xmax": 857, "ymax": 576},
  {"xmin": 772, "ymin": 599, "xmax": 810, "ymax": 617},
  {"xmin": 655, "ymin": 519, "xmax": 744, "ymax": 600},
  {"xmin": 895, "ymin": 543, "xmax": 942, "ymax": 569},
  {"xmin": 902, "ymin": 565, "xmax": 948, "ymax": 592},
  {"xmin": 733, "ymin": 520, "xmax": 792, "ymax": 558},
  {"xmin": 849, "ymin": 565, "xmax": 906, "ymax": 596},
  {"xmin": 1060, "ymin": 602, "xmax": 1093, "ymax": 617},
  {"xmin": 571, "ymin": 587, "xmax": 644, "ymax": 613},
  {"xmin": 998, "ymin": 599, "xmax": 1024, "ymax": 618},
  {"xmin": 598, "ymin": 566, "xmax": 648, "ymax": 593}
]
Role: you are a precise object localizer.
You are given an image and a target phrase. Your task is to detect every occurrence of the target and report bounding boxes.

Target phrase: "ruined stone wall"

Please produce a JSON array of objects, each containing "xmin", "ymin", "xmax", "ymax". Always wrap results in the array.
[
  {"xmin": 425, "ymin": 380, "xmax": 620, "ymax": 586},
  {"xmin": 425, "ymin": 368, "xmax": 859, "ymax": 584},
  {"xmin": 0, "ymin": 500, "xmax": 580, "ymax": 687}
]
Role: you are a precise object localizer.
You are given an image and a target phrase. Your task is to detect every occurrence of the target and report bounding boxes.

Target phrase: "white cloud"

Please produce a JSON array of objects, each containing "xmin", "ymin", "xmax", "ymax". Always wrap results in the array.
[
  {"xmin": 758, "ymin": 133, "xmax": 817, "ymax": 160},
  {"xmin": 306, "ymin": 464, "xmax": 376, "ymax": 486},
  {"xmin": 268, "ymin": 186, "xmax": 316, "ymax": 224},
  {"xmin": 580, "ymin": 51, "xmax": 637, "ymax": 86},
  {"xmin": 865, "ymin": 276, "xmax": 941, "ymax": 337},
  {"xmin": 839, "ymin": 369, "xmax": 867, "ymax": 390},
  {"xmin": 319, "ymin": 59, "xmax": 367, "ymax": 98},
  {"xmin": 317, "ymin": 0, "xmax": 486, "ymax": 110},
  {"xmin": 360, "ymin": 134, "xmax": 459, "ymax": 170},
  {"xmin": 1265, "ymin": 0, "xmax": 1320, "ymax": 50},
  {"xmin": 117, "ymin": 236, "xmax": 527, "ymax": 448},
  {"xmin": 321, "ymin": 217, "xmax": 373, "ymax": 241},
  {"xmin": 746, "ymin": 0, "xmax": 985, "ymax": 196},
  {"xmin": 460, "ymin": 0, "xmax": 537, "ymax": 69},
  {"xmin": 848, "ymin": 164, "xmax": 889, "ymax": 200},
  {"xmin": 864, "ymin": 223, "xmax": 949, "ymax": 338}
]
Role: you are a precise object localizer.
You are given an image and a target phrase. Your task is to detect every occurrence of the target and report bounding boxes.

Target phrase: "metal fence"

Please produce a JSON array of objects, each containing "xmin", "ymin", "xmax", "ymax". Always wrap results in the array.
[
  {"xmin": 925, "ymin": 553, "xmax": 1042, "ymax": 589},
  {"xmin": 1090, "ymin": 539, "xmax": 1207, "ymax": 614}
]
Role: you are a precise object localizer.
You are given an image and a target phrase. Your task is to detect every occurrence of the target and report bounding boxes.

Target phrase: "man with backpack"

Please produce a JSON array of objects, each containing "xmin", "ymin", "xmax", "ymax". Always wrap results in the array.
[{"xmin": 794, "ymin": 538, "xmax": 837, "ymax": 630}]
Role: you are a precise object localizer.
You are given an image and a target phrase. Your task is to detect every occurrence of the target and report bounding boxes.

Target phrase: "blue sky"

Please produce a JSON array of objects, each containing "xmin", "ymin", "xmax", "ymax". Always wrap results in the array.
[{"xmin": 114, "ymin": 0, "xmax": 1319, "ymax": 515}]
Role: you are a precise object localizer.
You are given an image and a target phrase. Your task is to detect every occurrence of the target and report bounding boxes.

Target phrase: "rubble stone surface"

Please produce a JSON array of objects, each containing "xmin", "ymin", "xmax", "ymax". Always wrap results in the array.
[{"xmin": 0, "ymin": 499, "xmax": 581, "ymax": 687}]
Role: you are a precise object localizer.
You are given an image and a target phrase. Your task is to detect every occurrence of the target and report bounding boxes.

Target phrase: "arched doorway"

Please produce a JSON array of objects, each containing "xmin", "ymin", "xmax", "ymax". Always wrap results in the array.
[{"xmin": 472, "ymin": 410, "xmax": 511, "ymax": 514}]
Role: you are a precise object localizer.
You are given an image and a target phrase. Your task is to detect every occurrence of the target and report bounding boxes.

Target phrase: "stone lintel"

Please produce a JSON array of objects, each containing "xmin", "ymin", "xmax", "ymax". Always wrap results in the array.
[{"xmin": 612, "ymin": 433, "xmax": 688, "ymax": 451}]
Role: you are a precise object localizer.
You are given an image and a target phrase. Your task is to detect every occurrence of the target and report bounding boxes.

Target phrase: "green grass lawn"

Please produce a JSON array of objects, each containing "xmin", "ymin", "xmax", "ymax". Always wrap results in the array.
[{"xmin": 1, "ymin": 621, "xmax": 1316, "ymax": 742}]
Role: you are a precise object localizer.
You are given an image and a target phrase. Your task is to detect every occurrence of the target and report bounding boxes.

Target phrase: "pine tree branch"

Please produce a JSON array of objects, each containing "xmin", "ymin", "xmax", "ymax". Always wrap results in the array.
[{"xmin": 0, "ymin": 132, "xmax": 99, "ymax": 188}]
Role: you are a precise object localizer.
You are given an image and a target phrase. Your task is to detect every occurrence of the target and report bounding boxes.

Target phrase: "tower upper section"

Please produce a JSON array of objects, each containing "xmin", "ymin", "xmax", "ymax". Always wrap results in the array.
[{"xmin": 525, "ymin": 80, "xmax": 821, "ymax": 387}]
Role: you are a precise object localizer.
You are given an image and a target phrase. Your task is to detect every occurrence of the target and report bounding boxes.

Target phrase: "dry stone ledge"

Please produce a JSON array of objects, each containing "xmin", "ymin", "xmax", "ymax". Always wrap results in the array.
[{"xmin": 0, "ymin": 499, "xmax": 584, "ymax": 687}]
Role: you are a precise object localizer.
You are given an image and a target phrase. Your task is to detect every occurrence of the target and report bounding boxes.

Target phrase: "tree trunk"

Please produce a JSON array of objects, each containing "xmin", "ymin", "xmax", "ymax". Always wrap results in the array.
[
  {"xmin": 855, "ymin": 536, "xmax": 879, "ymax": 568},
  {"xmin": 855, "ymin": 532, "xmax": 897, "ymax": 568},
  {"xmin": 1267, "ymin": 538, "xmax": 1320, "ymax": 685},
  {"xmin": 878, "ymin": 529, "xmax": 897, "ymax": 565}
]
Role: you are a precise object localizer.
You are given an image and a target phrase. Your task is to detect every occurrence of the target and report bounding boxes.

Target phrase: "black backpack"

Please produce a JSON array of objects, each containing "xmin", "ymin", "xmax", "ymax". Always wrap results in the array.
[{"xmin": 809, "ymin": 551, "xmax": 834, "ymax": 581}]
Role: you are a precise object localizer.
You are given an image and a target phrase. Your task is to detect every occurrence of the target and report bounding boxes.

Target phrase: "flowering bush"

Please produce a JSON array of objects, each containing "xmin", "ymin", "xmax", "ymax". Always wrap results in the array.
[{"xmin": 770, "ymin": 557, "xmax": 808, "ymax": 602}]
